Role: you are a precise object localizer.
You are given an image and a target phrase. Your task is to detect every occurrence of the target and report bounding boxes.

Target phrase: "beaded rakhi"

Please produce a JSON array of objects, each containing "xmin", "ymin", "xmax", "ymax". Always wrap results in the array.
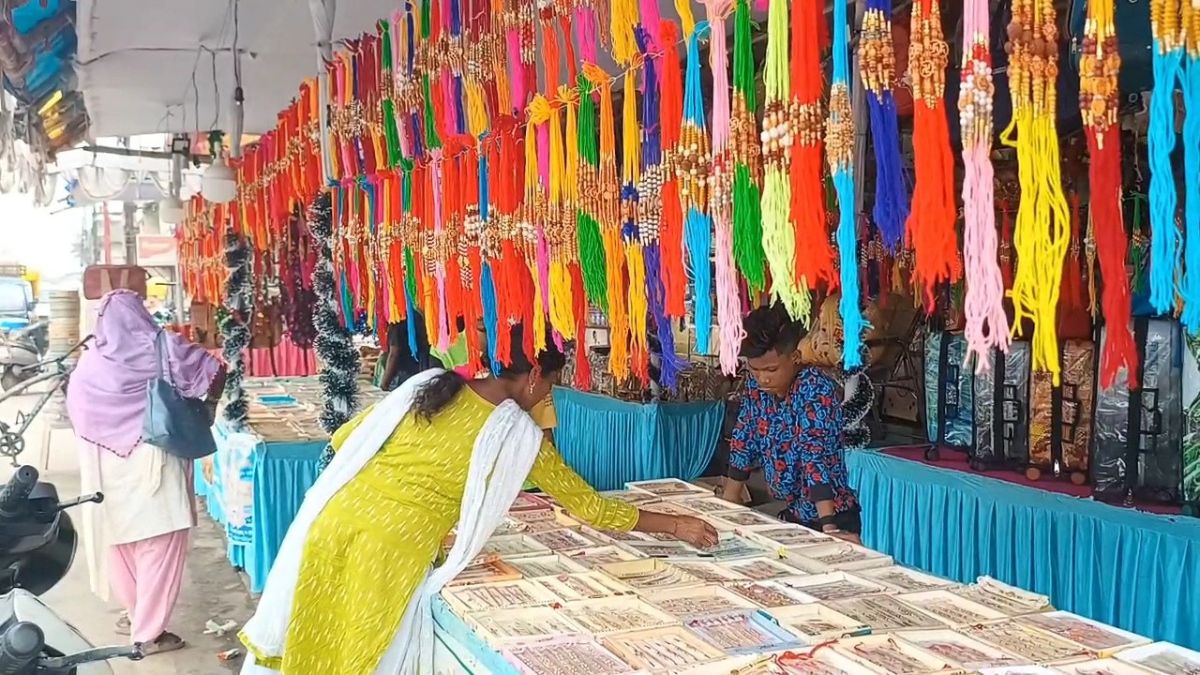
[
  {"xmin": 827, "ymin": 0, "xmax": 863, "ymax": 369},
  {"xmin": 760, "ymin": 0, "xmax": 808, "ymax": 321},
  {"xmin": 1001, "ymin": 0, "xmax": 1071, "ymax": 384},
  {"xmin": 1147, "ymin": 0, "xmax": 1184, "ymax": 315},
  {"xmin": 906, "ymin": 0, "xmax": 961, "ymax": 309},
  {"xmin": 958, "ymin": 0, "xmax": 1010, "ymax": 371},
  {"xmin": 859, "ymin": 0, "xmax": 908, "ymax": 252}
]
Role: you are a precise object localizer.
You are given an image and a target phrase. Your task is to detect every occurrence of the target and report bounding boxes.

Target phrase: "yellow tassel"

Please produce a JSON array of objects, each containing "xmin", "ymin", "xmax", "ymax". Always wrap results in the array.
[
  {"xmin": 610, "ymin": 0, "xmax": 640, "ymax": 65},
  {"xmin": 530, "ymin": 258, "xmax": 548, "ymax": 353},
  {"xmin": 550, "ymin": 261, "xmax": 576, "ymax": 338},
  {"xmin": 625, "ymin": 240, "xmax": 649, "ymax": 359},
  {"xmin": 675, "ymin": 0, "xmax": 696, "ymax": 40},
  {"xmin": 603, "ymin": 225, "xmax": 630, "ymax": 380},
  {"xmin": 466, "ymin": 81, "xmax": 490, "ymax": 138}
]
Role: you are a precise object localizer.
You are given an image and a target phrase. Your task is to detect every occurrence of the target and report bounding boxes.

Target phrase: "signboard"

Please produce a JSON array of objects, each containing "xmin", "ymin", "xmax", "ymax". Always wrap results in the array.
[{"xmin": 136, "ymin": 234, "xmax": 177, "ymax": 267}]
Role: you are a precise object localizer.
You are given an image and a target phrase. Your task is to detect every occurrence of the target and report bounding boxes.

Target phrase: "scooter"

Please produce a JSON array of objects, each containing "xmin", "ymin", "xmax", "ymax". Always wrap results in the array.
[
  {"xmin": 0, "ymin": 465, "xmax": 142, "ymax": 673},
  {"xmin": 0, "ymin": 322, "xmax": 46, "ymax": 392}
]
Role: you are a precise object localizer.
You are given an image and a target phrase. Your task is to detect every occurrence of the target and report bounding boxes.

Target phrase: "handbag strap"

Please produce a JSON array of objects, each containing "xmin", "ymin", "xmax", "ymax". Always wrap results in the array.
[{"xmin": 155, "ymin": 329, "xmax": 175, "ymax": 387}]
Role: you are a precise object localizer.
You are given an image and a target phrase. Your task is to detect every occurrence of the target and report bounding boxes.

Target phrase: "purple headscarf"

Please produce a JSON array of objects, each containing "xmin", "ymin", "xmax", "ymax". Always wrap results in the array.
[{"xmin": 67, "ymin": 290, "xmax": 222, "ymax": 457}]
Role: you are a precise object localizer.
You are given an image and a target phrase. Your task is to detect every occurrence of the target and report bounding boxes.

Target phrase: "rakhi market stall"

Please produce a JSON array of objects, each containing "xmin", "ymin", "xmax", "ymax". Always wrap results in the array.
[{"xmin": 69, "ymin": 0, "xmax": 1200, "ymax": 666}]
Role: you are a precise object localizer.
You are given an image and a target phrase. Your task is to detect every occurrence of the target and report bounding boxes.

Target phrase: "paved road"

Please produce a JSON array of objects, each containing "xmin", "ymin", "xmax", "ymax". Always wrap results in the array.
[{"xmin": 1, "ymin": 389, "xmax": 254, "ymax": 674}]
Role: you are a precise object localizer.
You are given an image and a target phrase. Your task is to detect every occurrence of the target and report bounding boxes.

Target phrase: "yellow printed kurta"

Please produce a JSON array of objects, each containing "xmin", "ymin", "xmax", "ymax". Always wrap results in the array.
[{"xmin": 267, "ymin": 388, "xmax": 637, "ymax": 674}]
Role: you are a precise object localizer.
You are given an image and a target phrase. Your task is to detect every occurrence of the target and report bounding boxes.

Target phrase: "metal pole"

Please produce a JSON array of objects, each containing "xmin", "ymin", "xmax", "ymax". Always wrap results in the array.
[
  {"xmin": 123, "ymin": 201, "xmax": 137, "ymax": 265},
  {"xmin": 170, "ymin": 151, "xmax": 187, "ymax": 324}
]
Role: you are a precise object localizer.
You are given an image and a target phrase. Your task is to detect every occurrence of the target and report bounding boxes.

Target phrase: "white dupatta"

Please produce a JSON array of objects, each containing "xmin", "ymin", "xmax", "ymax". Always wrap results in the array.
[{"xmin": 240, "ymin": 369, "xmax": 544, "ymax": 674}]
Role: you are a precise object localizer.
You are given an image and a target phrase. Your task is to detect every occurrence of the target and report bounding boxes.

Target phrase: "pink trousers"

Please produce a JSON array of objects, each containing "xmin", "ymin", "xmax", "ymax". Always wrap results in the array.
[{"xmin": 108, "ymin": 529, "xmax": 189, "ymax": 644}]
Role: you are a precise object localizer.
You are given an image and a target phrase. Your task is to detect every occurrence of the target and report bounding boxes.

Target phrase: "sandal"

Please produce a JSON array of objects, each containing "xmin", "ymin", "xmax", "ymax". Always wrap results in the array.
[
  {"xmin": 137, "ymin": 632, "xmax": 186, "ymax": 656},
  {"xmin": 115, "ymin": 612, "xmax": 130, "ymax": 636}
]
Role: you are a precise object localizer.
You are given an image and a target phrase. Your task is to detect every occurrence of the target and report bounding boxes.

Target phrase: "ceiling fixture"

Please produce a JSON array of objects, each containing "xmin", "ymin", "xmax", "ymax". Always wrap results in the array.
[
  {"xmin": 201, "ymin": 130, "xmax": 236, "ymax": 204},
  {"xmin": 160, "ymin": 134, "xmax": 187, "ymax": 223}
]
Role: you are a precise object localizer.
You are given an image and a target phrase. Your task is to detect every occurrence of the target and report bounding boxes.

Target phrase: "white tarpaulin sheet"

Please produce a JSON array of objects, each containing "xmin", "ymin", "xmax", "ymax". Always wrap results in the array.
[{"xmin": 75, "ymin": 0, "xmax": 396, "ymax": 137}]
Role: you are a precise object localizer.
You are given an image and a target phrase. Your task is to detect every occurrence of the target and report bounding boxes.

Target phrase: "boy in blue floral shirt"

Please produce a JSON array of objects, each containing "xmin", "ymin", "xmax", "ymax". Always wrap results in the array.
[{"xmin": 719, "ymin": 304, "xmax": 861, "ymax": 542}]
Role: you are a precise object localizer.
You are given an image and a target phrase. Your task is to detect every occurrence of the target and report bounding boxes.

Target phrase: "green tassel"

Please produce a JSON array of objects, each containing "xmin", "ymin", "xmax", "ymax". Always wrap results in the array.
[
  {"xmin": 379, "ymin": 20, "xmax": 402, "ymax": 167},
  {"xmin": 576, "ymin": 75, "xmax": 608, "ymax": 309},
  {"xmin": 731, "ymin": 0, "xmax": 765, "ymax": 292}
]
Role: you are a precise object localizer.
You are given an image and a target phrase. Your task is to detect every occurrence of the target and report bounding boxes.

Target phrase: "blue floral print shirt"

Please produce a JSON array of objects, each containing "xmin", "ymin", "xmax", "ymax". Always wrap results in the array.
[{"xmin": 727, "ymin": 367, "xmax": 858, "ymax": 522}]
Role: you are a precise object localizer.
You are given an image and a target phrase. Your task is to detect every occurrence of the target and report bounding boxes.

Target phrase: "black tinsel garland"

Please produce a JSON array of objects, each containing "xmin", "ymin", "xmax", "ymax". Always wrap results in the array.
[
  {"xmin": 221, "ymin": 232, "xmax": 253, "ymax": 428},
  {"xmin": 309, "ymin": 193, "xmax": 360, "ymax": 433},
  {"xmin": 842, "ymin": 366, "xmax": 874, "ymax": 450}
]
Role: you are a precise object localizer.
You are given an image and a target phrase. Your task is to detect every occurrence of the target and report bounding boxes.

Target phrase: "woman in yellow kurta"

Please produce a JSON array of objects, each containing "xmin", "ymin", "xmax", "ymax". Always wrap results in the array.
[{"xmin": 241, "ymin": 329, "xmax": 717, "ymax": 674}]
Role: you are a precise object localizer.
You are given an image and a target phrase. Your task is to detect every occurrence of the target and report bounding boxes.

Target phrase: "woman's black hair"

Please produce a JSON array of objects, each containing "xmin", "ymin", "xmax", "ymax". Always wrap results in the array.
[
  {"xmin": 740, "ymin": 302, "xmax": 809, "ymax": 359},
  {"xmin": 411, "ymin": 323, "xmax": 567, "ymax": 422}
]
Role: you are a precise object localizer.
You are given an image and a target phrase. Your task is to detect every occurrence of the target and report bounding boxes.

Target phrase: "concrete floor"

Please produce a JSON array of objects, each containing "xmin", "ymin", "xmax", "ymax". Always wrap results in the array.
[{"xmin": 2, "ymin": 389, "xmax": 253, "ymax": 674}]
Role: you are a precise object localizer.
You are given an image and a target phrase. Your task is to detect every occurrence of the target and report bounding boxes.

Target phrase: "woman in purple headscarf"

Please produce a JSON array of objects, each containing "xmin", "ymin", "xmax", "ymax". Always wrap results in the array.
[{"xmin": 67, "ymin": 290, "xmax": 226, "ymax": 655}]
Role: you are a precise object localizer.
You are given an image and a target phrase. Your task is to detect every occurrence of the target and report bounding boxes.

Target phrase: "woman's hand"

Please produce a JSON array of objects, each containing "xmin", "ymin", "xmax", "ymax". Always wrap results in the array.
[{"xmin": 672, "ymin": 515, "xmax": 719, "ymax": 549}]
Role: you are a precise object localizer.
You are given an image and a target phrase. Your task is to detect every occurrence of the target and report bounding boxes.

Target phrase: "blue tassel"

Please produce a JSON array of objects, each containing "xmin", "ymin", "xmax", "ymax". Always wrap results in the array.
[
  {"xmin": 867, "ymin": 89, "xmax": 909, "ymax": 250},
  {"xmin": 683, "ymin": 24, "xmax": 713, "ymax": 355},
  {"xmin": 480, "ymin": 262, "xmax": 500, "ymax": 374},
  {"xmin": 832, "ymin": 0, "xmax": 864, "ymax": 370},
  {"xmin": 685, "ymin": 209, "xmax": 713, "ymax": 354},
  {"xmin": 644, "ymin": 244, "xmax": 685, "ymax": 390},
  {"xmin": 1182, "ymin": 57, "xmax": 1200, "ymax": 333},
  {"xmin": 1148, "ymin": 43, "xmax": 1184, "ymax": 314}
]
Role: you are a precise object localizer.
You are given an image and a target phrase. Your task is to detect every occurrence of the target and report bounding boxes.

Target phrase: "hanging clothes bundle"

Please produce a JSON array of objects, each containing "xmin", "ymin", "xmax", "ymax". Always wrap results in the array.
[
  {"xmin": 1091, "ymin": 318, "xmax": 1185, "ymax": 504},
  {"xmin": 1027, "ymin": 341, "xmax": 1097, "ymax": 482},
  {"xmin": 924, "ymin": 331, "xmax": 975, "ymax": 451},
  {"xmin": 971, "ymin": 342, "xmax": 1032, "ymax": 470}
]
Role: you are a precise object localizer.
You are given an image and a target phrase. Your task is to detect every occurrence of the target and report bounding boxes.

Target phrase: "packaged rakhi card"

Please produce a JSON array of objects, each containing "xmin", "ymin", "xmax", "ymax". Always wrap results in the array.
[
  {"xmin": 502, "ymin": 636, "xmax": 633, "ymax": 675},
  {"xmin": 1016, "ymin": 611, "xmax": 1150, "ymax": 657},
  {"xmin": 897, "ymin": 629, "xmax": 1031, "ymax": 671},
  {"xmin": 1115, "ymin": 642, "xmax": 1200, "ymax": 675}
]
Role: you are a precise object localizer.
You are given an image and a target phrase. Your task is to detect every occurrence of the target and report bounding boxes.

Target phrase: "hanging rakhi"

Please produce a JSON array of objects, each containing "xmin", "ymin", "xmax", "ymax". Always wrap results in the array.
[
  {"xmin": 636, "ymin": 29, "xmax": 686, "ymax": 389},
  {"xmin": 790, "ymin": 0, "xmax": 836, "ymax": 294},
  {"xmin": 576, "ymin": 76, "xmax": 609, "ymax": 309},
  {"xmin": 705, "ymin": 0, "xmax": 745, "ymax": 375},
  {"xmin": 658, "ymin": 20, "xmax": 688, "ymax": 320},
  {"xmin": 1080, "ymin": 0, "xmax": 1136, "ymax": 384},
  {"xmin": 827, "ymin": 0, "xmax": 863, "ymax": 369},
  {"xmin": 1001, "ymin": 0, "xmax": 1071, "ymax": 383},
  {"xmin": 859, "ymin": 0, "xmax": 908, "ymax": 251},
  {"xmin": 680, "ymin": 22, "xmax": 713, "ymax": 354},
  {"xmin": 959, "ymin": 0, "xmax": 1010, "ymax": 371},
  {"xmin": 621, "ymin": 67, "xmax": 651, "ymax": 383},
  {"xmin": 907, "ymin": 0, "xmax": 961, "ymax": 307},
  {"xmin": 1182, "ymin": 3, "xmax": 1200, "ymax": 331},
  {"xmin": 584, "ymin": 65, "xmax": 631, "ymax": 379},
  {"xmin": 548, "ymin": 89, "xmax": 579, "ymax": 341},
  {"xmin": 760, "ymin": 0, "xmax": 807, "ymax": 320},
  {"xmin": 568, "ymin": 0, "xmax": 607, "ymax": 313},
  {"xmin": 731, "ymin": 0, "xmax": 765, "ymax": 293},
  {"xmin": 525, "ymin": 96, "xmax": 552, "ymax": 353},
  {"xmin": 1148, "ymin": 0, "xmax": 1184, "ymax": 314}
]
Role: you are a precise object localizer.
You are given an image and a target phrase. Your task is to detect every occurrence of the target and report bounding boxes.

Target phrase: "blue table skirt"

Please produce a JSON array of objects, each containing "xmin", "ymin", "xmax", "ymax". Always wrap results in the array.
[
  {"xmin": 197, "ymin": 424, "xmax": 326, "ymax": 593},
  {"xmin": 847, "ymin": 449, "xmax": 1200, "ymax": 650},
  {"xmin": 553, "ymin": 387, "xmax": 725, "ymax": 491}
]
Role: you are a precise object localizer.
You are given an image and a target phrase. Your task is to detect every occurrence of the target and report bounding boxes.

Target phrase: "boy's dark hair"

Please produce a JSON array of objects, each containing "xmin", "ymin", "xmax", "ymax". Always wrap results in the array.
[{"xmin": 740, "ymin": 303, "xmax": 809, "ymax": 359}]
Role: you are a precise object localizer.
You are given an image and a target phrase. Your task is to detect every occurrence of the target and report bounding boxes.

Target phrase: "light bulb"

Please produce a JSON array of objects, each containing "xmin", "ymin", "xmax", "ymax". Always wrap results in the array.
[{"xmin": 201, "ymin": 155, "xmax": 237, "ymax": 204}]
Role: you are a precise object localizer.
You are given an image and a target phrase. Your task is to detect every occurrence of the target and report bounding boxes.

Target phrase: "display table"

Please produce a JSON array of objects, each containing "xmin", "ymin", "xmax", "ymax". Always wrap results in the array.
[
  {"xmin": 847, "ymin": 448, "xmax": 1200, "ymax": 651},
  {"xmin": 422, "ymin": 478, "xmax": 1199, "ymax": 674}
]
